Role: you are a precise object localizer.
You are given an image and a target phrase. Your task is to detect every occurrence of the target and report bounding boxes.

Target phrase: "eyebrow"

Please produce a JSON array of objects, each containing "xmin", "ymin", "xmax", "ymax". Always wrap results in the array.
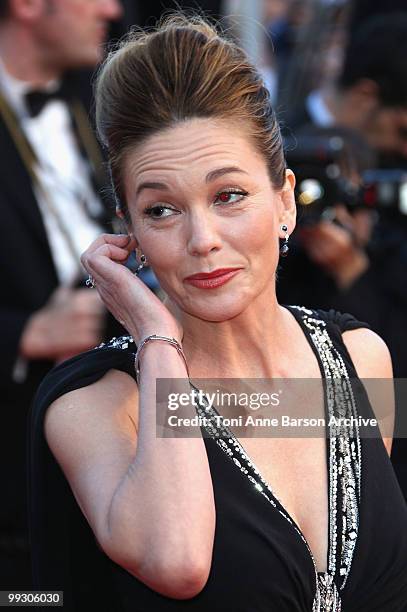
[
  {"xmin": 135, "ymin": 166, "xmax": 248, "ymax": 198},
  {"xmin": 205, "ymin": 166, "xmax": 248, "ymax": 183}
]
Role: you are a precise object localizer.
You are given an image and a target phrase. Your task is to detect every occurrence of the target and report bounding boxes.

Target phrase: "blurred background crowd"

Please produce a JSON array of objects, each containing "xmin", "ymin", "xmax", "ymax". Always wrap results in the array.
[{"xmin": 0, "ymin": 0, "xmax": 406, "ymax": 590}]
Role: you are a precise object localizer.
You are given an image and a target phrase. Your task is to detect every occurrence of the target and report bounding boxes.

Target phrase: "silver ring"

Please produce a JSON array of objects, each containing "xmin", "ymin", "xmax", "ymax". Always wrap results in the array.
[{"xmin": 85, "ymin": 275, "xmax": 96, "ymax": 288}]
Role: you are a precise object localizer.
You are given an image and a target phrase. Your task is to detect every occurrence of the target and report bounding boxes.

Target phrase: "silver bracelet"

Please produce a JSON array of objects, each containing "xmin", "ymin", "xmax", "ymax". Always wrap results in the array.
[{"xmin": 134, "ymin": 334, "xmax": 189, "ymax": 385}]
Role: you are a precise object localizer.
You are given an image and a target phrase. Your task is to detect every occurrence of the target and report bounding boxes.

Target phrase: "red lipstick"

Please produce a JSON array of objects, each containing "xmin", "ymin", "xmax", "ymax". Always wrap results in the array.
[{"xmin": 184, "ymin": 268, "xmax": 242, "ymax": 289}]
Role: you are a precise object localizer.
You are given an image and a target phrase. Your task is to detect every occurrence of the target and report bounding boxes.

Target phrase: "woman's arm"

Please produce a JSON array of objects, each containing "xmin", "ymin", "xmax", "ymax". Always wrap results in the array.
[
  {"xmin": 44, "ymin": 342, "xmax": 216, "ymax": 599},
  {"xmin": 342, "ymin": 327, "xmax": 394, "ymax": 456}
]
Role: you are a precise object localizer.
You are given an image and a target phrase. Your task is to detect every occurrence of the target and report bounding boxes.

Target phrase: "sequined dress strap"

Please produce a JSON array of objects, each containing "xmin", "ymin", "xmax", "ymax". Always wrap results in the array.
[{"xmin": 285, "ymin": 307, "xmax": 362, "ymax": 610}]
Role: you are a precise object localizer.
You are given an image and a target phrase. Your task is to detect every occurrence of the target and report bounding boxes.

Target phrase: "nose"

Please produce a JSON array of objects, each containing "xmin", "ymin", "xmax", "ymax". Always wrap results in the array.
[
  {"xmin": 100, "ymin": 0, "xmax": 123, "ymax": 21},
  {"xmin": 186, "ymin": 209, "xmax": 223, "ymax": 258}
]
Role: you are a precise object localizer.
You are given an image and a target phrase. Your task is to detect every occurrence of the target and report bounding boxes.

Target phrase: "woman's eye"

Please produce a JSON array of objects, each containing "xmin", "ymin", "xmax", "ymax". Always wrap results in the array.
[
  {"xmin": 214, "ymin": 190, "xmax": 248, "ymax": 205},
  {"xmin": 144, "ymin": 205, "xmax": 176, "ymax": 219}
]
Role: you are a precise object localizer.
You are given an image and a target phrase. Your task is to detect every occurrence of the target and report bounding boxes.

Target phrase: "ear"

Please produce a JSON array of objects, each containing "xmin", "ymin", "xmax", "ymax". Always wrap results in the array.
[
  {"xmin": 115, "ymin": 205, "xmax": 125, "ymax": 220},
  {"xmin": 126, "ymin": 230, "xmax": 139, "ymax": 249},
  {"xmin": 116, "ymin": 204, "xmax": 138, "ymax": 243},
  {"xmin": 278, "ymin": 169, "xmax": 296, "ymax": 237}
]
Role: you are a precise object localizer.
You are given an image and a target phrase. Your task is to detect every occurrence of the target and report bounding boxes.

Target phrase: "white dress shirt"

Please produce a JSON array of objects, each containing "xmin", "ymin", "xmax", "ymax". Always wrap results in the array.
[
  {"xmin": 0, "ymin": 59, "xmax": 105, "ymax": 287},
  {"xmin": 306, "ymin": 89, "xmax": 335, "ymax": 127}
]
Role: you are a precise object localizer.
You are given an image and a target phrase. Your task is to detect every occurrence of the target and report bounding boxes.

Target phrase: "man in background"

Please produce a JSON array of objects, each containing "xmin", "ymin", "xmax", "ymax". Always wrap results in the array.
[
  {"xmin": 0, "ymin": 0, "xmax": 122, "ymax": 587},
  {"xmin": 283, "ymin": 12, "xmax": 407, "ymax": 158}
]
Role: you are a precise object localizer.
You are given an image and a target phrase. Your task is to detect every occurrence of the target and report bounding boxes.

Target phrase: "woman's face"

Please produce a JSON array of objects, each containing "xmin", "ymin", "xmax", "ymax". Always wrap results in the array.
[{"xmin": 123, "ymin": 118, "xmax": 295, "ymax": 322}]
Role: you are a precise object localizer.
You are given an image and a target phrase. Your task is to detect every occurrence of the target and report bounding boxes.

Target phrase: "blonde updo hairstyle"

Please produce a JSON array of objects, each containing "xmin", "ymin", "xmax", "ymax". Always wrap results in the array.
[{"xmin": 95, "ymin": 13, "xmax": 286, "ymax": 223}]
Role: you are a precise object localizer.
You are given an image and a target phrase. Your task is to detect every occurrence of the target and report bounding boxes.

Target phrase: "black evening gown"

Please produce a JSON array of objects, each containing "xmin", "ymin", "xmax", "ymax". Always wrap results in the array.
[{"xmin": 28, "ymin": 306, "xmax": 407, "ymax": 611}]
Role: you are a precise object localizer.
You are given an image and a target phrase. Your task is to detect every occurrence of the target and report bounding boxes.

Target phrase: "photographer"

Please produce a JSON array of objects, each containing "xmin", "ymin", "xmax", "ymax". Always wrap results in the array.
[
  {"xmin": 284, "ymin": 12, "xmax": 407, "ymax": 161},
  {"xmin": 279, "ymin": 11, "xmax": 407, "ymax": 502},
  {"xmin": 278, "ymin": 125, "xmax": 376, "ymax": 296}
]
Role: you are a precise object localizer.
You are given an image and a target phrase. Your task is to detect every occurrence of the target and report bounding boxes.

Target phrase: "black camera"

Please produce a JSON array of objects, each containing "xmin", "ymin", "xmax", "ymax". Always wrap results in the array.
[
  {"xmin": 361, "ymin": 169, "xmax": 407, "ymax": 216},
  {"xmin": 284, "ymin": 134, "xmax": 407, "ymax": 225}
]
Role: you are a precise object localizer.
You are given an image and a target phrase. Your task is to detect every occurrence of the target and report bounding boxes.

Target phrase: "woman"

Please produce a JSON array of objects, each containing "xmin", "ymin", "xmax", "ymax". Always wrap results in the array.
[{"xmin": 29, "ymin": 14, "xmax": 407, "ymax": 612}]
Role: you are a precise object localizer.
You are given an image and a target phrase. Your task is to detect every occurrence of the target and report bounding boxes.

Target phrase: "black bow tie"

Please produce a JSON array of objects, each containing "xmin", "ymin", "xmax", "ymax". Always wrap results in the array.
[{"xmin": 25, "ymin": 85, "xmax": 70, "ymax": 118}]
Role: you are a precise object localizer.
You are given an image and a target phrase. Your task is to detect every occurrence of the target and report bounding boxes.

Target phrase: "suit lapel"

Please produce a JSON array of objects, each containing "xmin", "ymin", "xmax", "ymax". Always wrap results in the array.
[{"xmin": 0, "ymin": 117, "xmax": 53, "ymax": 258}]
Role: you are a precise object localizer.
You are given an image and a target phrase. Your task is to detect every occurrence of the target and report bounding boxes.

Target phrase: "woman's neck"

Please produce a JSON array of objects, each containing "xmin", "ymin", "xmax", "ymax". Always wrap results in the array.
[{"xmin": 171, "ymin": 288, "xmax": 293, "ymax": 379}]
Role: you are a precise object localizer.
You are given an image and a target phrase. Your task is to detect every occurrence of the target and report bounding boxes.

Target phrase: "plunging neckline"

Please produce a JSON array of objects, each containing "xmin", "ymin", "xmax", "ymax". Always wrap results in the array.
[
  {"xmin": 189, "ymin": 304, "xmax": 337, "ymax": 591},
  {"xmin": 282, "ymin": 304, "xmax": 331, "ymax": 575}
]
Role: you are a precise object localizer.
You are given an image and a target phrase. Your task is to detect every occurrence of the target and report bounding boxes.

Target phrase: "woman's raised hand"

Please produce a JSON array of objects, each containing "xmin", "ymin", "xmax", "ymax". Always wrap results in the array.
[{"xmin": 80, "ymin": 234, "xmax": 183, "ymax": 345}]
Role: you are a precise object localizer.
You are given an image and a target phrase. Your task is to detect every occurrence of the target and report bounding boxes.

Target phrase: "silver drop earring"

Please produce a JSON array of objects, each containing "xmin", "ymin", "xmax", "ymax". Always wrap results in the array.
[
  {"xmin": 136, "ymin": 253, "xmax": 147, "ymax": 275},
  {"xmin": 280, "ymin": 224, "xmax": 289, "ymax": 257}
]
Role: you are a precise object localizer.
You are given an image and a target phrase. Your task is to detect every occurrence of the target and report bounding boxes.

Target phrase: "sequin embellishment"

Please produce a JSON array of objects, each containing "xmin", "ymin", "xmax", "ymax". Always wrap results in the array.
[{"xmin": 95, "ymin": 335, "xmax": 135, "ymax": 350}]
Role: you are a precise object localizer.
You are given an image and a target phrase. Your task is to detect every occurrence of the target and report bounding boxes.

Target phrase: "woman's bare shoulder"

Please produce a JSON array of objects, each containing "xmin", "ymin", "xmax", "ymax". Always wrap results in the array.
[
  {"xmin": 44, "ymin": 368, "xmax": 139, "ymax": 439},
  {"xmin": 341, "ymin": 327, "xmax": 393, "ymax": 379},
  {"xmin": 342, "ymin": 327, "xmax": 394, "ymax": 456}
]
